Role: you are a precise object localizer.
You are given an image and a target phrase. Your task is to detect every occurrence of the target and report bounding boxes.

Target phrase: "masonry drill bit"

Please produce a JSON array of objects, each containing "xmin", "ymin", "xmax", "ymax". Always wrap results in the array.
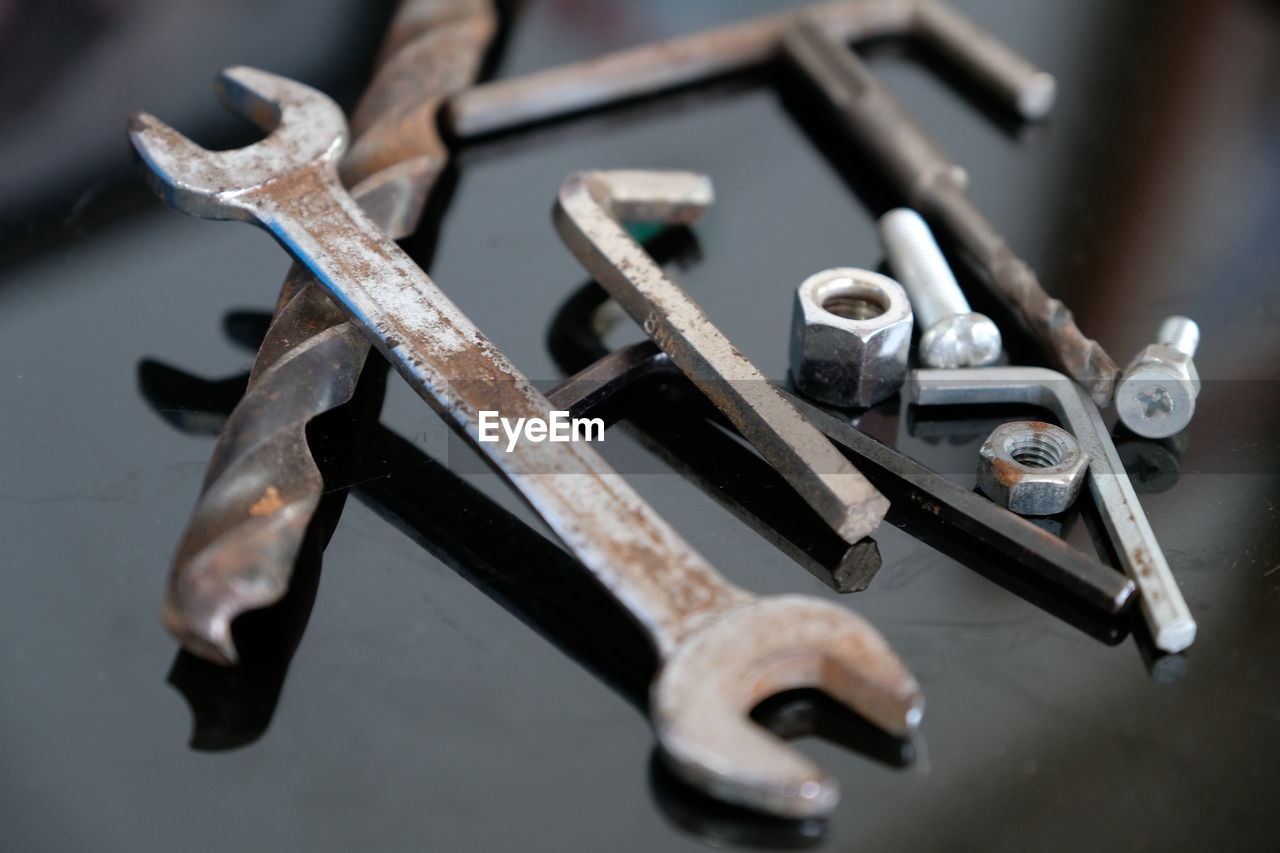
[{"xmin": 163, "ymin": 0, "xmax": 497, "ymax": 664}]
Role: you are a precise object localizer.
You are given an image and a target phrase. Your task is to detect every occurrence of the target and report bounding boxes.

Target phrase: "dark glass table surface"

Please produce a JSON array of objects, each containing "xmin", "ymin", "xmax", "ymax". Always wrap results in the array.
[{"xmin": 2, "ymin": 0, "xmax": 1278, "ymax": 850}]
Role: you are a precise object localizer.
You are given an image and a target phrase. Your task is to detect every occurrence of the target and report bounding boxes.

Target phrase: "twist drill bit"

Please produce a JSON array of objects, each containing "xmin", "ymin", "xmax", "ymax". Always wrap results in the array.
[{"xmin": 163, "ymin": 0, "xmax": 497, "ymax": 664}]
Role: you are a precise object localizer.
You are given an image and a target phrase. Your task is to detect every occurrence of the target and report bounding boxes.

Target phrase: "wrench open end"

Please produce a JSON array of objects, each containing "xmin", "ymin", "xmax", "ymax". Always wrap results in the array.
[
  {"xmin": 128, "ymin": 66, "xmax": 347, "ymax": 221},
  {"xmin": 653, "ymin": 596, "xmax": 921, "ymax": 818}
]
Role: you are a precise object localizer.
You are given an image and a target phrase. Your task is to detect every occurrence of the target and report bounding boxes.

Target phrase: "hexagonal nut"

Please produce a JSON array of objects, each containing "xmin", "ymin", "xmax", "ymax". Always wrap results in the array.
[
  {"xmin": 977, "ymin": 421, "xmax": 1090, "ymax": 516},
  {"xmin": 789, "ymin": 268, "xmax": 913, "ymax": 408},
  {"xmin": 1115, "ymin": 343, "xmax": 1201, "ymax": 438}
]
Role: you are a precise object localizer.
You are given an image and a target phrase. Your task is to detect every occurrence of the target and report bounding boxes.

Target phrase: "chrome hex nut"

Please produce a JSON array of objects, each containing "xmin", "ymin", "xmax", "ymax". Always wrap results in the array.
[
  {"xmin": 977, "ymin": 421, "xmax": 1090, "ymax": 516},
  {"xmin": 790, "ymin": 268, "xmax": 913, "ymax": 408}
]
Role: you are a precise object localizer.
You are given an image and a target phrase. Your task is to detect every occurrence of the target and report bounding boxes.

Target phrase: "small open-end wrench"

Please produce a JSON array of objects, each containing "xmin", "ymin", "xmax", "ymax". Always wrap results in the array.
[
  {"xmin": 130, "ymin": 67, "xmax": 922, "ymax": 817},
  {"xmin": 554, "ymin": 170, "xmax": 888, "ymax": 544},
  {"xmin": 906, "ymin": 367, "xmax": 1195, "ymax": 653}
]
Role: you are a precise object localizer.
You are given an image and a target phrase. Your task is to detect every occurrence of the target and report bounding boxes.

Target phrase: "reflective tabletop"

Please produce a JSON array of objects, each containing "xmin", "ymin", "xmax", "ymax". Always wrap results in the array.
[{"xmin": 2, "ymin": 0, "xmax": 1278, "ymax": 850}]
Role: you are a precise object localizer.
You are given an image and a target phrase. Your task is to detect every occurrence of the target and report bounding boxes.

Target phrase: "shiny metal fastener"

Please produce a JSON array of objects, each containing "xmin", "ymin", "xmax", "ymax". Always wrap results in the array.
[
  {"xmin": 1115, "ymin": 316, "xmax": 1201, "ymax": 439},
  {"xmin": 977, "ymin": 421, "xmax": 1089, "ymax": 516},
  {"xmin": 879, "ymin": 208, "xmax": 1001, "ymax": 368},
  {"xmin": 791, "ymin": 267, "xmax": 913, "ymax": 408}
]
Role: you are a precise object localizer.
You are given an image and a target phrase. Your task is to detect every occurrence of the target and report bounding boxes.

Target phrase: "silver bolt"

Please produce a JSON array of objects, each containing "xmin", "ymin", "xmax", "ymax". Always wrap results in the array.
[
  {"xmin": 1115, "ymin": 315, "xmax": 1201, "ymax": 438},
  {"xmin": 878, "ymin": 207, "xmax": 1002, "ymax": 368}
]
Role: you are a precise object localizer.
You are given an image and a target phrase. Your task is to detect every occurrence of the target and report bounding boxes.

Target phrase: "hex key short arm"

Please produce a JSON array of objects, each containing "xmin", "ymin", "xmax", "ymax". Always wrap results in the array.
[{"xmin": 554, "ymin": 170, "xmax": 889, "ymax": 543}]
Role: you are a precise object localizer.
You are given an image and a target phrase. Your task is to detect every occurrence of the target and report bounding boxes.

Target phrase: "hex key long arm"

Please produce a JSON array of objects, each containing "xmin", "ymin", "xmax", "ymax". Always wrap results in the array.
[
  {"xmin": 907, "ymin": 367, "xmax": 1195, "ymax": 652},
  {"xmin": 554, "ymin": 170, "xmax": 888, "ymax": 543}
]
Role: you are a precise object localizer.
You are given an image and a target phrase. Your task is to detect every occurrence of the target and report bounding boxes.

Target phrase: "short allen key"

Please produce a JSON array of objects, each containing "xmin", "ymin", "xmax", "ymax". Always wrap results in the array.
[
  {"xmin": 131, "ymin": 67, "xmax": 921, "ymax": 819},
  {"xmin": 556, "ymin": 170, "xmax": 887, "ymax": 543}
]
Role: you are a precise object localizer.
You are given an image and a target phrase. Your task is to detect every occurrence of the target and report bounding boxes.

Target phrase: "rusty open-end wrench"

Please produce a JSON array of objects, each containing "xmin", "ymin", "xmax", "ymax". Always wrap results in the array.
[
  {"xmin": 555, "ymin": 170, "xmax": 888, "ymax": 544},
  {"xmin": 130, "ymin": 67, "xmax": 922, "ymax": 817}
]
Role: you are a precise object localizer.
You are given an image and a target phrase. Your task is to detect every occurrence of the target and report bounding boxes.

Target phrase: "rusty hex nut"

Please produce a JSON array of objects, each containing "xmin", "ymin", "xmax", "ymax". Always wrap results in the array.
[
  {"xmin": 977, "ymin": 421, "xmax": 1090, "ymax": 516},
  {"xmin": 790, "ymin": 268, "xmax": 913, "ymax": 408}
]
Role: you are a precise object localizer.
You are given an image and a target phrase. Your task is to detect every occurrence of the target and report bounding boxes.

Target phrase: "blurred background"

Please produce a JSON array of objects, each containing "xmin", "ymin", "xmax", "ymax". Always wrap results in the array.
[{"xmin": 2, "ymin": 1, "xmax": 1278, "ymax": 850}]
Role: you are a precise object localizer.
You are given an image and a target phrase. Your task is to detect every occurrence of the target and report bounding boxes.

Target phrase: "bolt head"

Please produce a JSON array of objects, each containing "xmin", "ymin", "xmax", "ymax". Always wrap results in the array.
[
  {"xmin": 977, "ymin": 421, "xmax": 1090, "ymax": 516},
  {"xmin": 919, "ymin": 313, "xmax": 1002, "ymax": 368},
  {"xmin": 790, "ymin": 269, "xmax": 913, "ymax": 408},
  {"xmin": 1115, "ymin": 344, "xmax": 1199, "ymax": 438}
]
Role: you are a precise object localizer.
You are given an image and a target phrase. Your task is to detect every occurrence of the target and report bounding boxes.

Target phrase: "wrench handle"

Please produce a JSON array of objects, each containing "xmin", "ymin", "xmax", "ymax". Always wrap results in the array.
[{"xmin": 245, "ymin": 167, "xmax": 749, "ymax": 657}]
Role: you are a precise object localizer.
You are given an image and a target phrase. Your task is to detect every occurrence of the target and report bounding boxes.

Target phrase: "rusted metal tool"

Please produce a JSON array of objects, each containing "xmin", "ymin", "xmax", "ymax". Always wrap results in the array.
[
  {"xmin": 162, "ymin": 0, "xmax": 1067, "ymax": 661},
  {"xmin": 784, "ymin": 15, "xmax": 1118, "ymax": 404},
  {"xmin": 159, "ymin": 0, "xmax": 496, "ymax": 665},
  {"xmin": 906, "ymin": 367, "xmax": 1195, "ymax": 652},
  {"xmin": 446, "ymin": 0, "xmax": 1057, "ymax": 135},
  {"xmin": 546, "ymin": 287, "xmax": 1135, "ymax": 619},
  {"xmin": 554, "ymin": 169, "xmax": 888, "ymax": 544},
  {"xmin": 131, "ymin": 67, "xmax": 923, "ymax": 818},
  {"xmin": 141, "ymin": 345, "xmax": 907, "ymax": 837}
]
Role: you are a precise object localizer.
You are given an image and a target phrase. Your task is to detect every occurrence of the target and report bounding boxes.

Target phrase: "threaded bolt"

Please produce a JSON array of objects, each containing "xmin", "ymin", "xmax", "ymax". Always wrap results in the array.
[
  {"xmin": 1115, "ymin": 316, "xmax": 1201, "ymax": 439},
  {"xmin": 878, "ymin": 208, "xmax": 1002, "ymax": 368}
]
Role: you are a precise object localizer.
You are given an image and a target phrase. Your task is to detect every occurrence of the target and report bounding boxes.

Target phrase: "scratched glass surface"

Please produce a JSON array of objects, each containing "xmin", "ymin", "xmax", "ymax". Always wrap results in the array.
[{"xmin": 2, "ymin": 0, "xmax": 1279, "ymax": 850}]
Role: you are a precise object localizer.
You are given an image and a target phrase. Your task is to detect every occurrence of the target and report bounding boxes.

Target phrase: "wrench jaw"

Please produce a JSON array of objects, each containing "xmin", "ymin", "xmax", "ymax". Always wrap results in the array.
[
  {"xmin": 128, "ymin": 66, "xmax": 348, "ymax": 222},
  {"xmin": 652, "ymin": 596, "xmax": 922, "ymax": 818}
]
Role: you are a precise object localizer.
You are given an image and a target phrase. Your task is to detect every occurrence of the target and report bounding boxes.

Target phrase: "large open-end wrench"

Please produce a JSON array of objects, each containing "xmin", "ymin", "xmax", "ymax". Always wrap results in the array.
[
  {"xmin": 906, "ymin": 367, "xmax": 1195, "ymax": 653},
  {"xmin": 130, "ymin": 67, "xmax": 922, "ymax": 817},
  {"xmin": 554, "ymin": 170, "xmax": 888, "ymax": 544}
]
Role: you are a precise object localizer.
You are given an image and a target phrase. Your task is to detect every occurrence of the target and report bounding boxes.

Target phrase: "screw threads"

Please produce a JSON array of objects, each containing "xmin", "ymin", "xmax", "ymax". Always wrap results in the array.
[
  {"xmin": 1157, "ymin": 315, "xmax": 1199, "ymax": 358},
  {"xmin": 878, "ymin": 208, "xmax": 967, "ymax": 330}
]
